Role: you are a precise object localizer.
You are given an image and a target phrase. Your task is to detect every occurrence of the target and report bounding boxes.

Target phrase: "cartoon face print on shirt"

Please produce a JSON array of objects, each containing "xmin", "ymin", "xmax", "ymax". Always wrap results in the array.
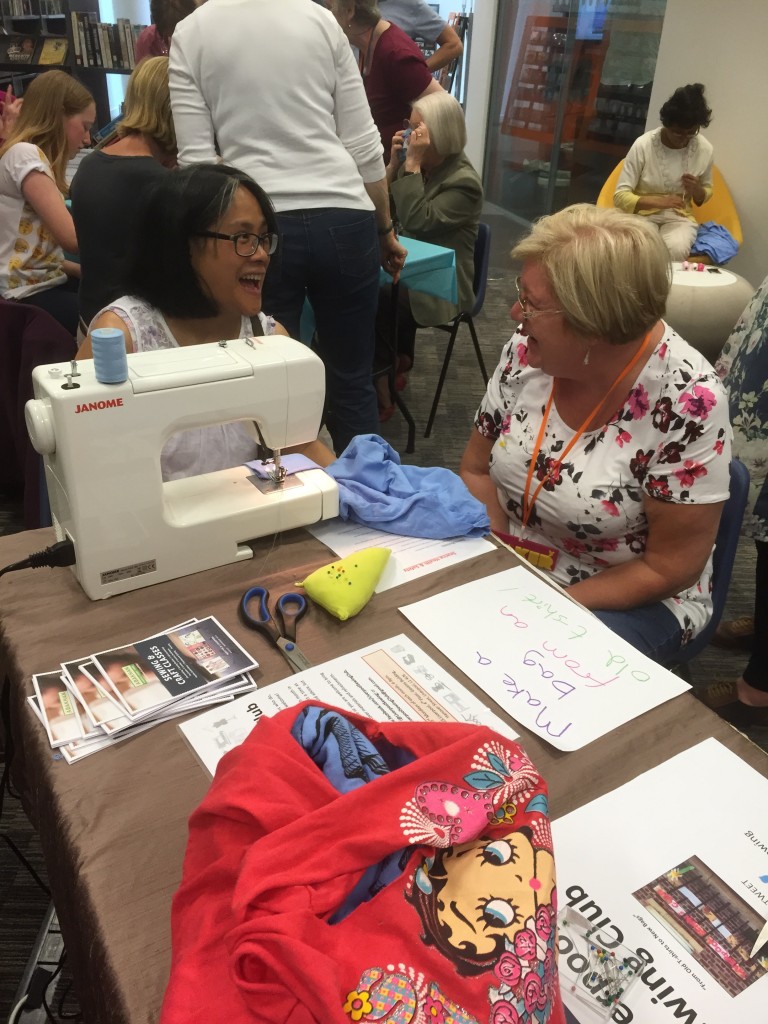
[{"xmin": 407, "ymin": 826, "xmax": 555, "ymax": 976}]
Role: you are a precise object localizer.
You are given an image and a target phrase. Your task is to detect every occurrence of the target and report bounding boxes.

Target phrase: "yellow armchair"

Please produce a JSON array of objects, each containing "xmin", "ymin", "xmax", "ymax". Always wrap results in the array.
[{"xmin": 596, "ymin": 161, "xmax": 742, "ymax": 249}]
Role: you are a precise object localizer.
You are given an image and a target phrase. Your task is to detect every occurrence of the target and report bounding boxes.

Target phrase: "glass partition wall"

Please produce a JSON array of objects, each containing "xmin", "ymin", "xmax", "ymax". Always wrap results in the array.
[{"xmin": 484, "ymin": 0, "xmax": 667, "ymax": 226}]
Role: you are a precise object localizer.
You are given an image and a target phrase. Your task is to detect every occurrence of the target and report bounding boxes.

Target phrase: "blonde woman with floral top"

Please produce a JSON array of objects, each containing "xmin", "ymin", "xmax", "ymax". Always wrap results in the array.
[{"xmin": 461, "ymin": 205, "xmax": 731, "ymax": 664}]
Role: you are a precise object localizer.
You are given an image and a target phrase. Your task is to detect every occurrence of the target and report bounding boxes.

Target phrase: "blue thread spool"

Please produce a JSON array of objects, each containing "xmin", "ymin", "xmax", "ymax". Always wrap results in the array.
[{"xmin": 91, "ymin": 327, "xmax": 128, "ymax": 384}]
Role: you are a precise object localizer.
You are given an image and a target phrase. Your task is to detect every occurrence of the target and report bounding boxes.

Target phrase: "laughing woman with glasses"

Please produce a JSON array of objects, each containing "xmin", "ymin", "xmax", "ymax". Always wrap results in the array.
[
  {"xmin": 77, "ymin": 163, "xmax": 333, "ymax": 479},
  {"xmin": 614, "ymin": 83, "xmax": 714, "ymax": 261},
  {"xmin": 460, "ymin": 204, "xmax": 732, "ymax": 664}
]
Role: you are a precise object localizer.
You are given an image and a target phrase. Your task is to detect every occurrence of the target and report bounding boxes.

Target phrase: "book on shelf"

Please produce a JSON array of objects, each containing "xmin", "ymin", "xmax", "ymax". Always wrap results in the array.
[
  {"xmin": 37, "ymin": 35, "xmax": 67, "ymax": 64},
  {"xmin": 0, "ymin": 32, "xmax": 37, "ymax": 64},
  {"xmin": 97, "ymin": 23, "xmax": 111, "ymax": 68},
  {"xmin": 117, "ymin": 17, "xmax": 134, "ymax": 69},
  {"xmin": 86, "ymin": 15, "xmax": 102, "ymax": 66}
]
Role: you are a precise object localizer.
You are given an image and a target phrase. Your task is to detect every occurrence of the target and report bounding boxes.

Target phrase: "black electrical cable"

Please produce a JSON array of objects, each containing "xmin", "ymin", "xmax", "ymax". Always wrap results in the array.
[{"xmin": 0, "ymin": 539, "xmax": 76, "ymax": 579}]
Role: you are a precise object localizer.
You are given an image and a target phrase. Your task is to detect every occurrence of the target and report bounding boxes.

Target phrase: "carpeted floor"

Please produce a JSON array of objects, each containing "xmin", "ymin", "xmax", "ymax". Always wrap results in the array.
[{"xmin": 1, "ymin": 208, "xmax": 764, "ymax": 1020}]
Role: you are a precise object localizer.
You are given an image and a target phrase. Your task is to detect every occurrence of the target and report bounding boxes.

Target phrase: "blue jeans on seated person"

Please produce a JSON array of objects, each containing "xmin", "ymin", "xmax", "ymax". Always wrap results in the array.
[
  {"xmin": 263, "ymin": 207, "xmax": 380, "ymax": 455},
  {"xmin": 594, "ymin": 601, "xmax": 683, "ymax": 664}
]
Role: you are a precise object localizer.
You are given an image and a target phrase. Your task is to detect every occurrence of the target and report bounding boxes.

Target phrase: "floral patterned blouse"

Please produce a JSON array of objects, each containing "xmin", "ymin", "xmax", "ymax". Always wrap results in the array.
[
  {"xmin": 475, "ymin": 324, "xmax": 732, "ymax": 641},
  {"xmin": 715, "ymin": 273, "xmax": 768, "ymax": 544}
]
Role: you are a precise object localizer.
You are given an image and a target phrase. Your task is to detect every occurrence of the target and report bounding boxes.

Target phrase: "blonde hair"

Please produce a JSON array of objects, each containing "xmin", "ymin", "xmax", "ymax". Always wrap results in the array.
[
  {"xmin": 117, "ymin": 57, "xmax": 175, "ymax": 156},
  {"xmin": 512, "ymin": 204, "xmax": 671, "ymax": 344},
  {"xmin": 0, "ymin": 71, "xmax": 93, "ymax": 193},
  {"xmin": 411, "ymin": 91, "xmax": 467, "ymax": 157}
]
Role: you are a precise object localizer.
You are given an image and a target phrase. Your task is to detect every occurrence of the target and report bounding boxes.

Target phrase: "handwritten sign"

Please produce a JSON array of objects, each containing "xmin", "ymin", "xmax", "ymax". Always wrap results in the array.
[{"xmin": 400, "ymin": 567, "xmax": 689, "ymax": 750}]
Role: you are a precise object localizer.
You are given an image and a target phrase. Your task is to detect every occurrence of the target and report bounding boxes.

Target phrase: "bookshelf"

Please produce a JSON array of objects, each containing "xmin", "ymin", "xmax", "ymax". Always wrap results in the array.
[{"xmin": 0, "ymin": 0, "xmax": 149, "ymax": 126}]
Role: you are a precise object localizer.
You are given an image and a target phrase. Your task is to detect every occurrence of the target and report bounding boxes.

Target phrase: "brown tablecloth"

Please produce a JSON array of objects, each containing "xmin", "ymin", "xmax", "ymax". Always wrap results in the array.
[{"xmin": 1, "ymin": 527, "xmax": 766, "ymax": 1024}]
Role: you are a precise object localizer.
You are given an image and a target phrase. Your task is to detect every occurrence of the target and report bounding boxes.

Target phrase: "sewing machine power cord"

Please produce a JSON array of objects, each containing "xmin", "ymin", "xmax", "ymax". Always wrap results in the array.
[{"xmin": 0, "ymin": 539, "xmax": 76, "ymax": 580}]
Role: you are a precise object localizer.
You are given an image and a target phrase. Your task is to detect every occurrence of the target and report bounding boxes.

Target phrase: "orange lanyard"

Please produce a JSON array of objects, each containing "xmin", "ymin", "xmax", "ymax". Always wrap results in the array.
[{"xmin": 521, "ymin": 330, "xmax": 653, "ymax": 528}]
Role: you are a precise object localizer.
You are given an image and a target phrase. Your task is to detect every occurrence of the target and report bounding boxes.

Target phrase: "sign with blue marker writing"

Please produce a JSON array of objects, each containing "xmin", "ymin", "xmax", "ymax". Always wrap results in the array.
[{"xmin": 399, "ymin": 567, "xmax": 689, "ymax": 751}]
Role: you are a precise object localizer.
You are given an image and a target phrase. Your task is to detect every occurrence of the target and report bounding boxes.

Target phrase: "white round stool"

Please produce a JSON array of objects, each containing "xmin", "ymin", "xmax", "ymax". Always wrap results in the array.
[{"xmin": 665, "ymin": 263, "xmax": 755, "ymax": 364}]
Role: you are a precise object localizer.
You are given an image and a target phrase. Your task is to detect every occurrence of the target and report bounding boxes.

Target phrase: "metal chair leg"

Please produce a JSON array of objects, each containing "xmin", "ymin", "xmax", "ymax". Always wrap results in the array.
[
  {"xmin": 467, "ymin": 317, "xmax": 488, "ymax": 384},
  {"xmin": 425, "ymin": 319, "xmax": 461, "ymax": 438}
]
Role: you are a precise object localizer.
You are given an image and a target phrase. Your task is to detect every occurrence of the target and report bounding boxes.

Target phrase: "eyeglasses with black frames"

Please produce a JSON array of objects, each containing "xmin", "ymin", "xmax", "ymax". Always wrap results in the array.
[{"xmin": 195, "ymin": 231, "xmax": 278, "ymax": 257}]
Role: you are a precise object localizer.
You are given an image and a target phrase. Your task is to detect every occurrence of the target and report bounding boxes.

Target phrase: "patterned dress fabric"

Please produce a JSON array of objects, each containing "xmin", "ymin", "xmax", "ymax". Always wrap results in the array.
[
  {"xmin": 715, "ymin": 273, "xmax": 768, "ymax": 542},
  {"xmin": 475, "ymin": 324, "xmax": 732, "ymax": 642}
]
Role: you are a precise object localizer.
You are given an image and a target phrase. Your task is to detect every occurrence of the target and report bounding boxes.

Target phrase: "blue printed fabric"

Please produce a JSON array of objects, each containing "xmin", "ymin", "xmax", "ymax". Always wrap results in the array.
[
  {"xmin": 692, "ymin": 221, "xmax": 739, "ymax": 264},
  {"xmin": 326, "ymin": 433, "xmax": 490, "ymax": 538}
]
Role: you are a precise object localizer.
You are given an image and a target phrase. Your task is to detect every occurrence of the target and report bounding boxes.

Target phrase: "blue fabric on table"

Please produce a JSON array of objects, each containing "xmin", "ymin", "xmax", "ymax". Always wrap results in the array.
[
  {"xmin": 692, "ymin": 221, "xmax": 739, "ymax": 264},
  {"xmin": 326, "ymin": 433, "xmax": 490, "ymax": 539},
  {"xmin": 290, "ymin": 704, "xmax": 411, "ymax": 922}
]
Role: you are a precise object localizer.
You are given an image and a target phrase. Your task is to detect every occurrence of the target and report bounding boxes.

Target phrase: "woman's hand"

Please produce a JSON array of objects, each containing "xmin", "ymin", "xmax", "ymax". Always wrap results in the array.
[
  {"xmin": 681, "ymin": 173, "xmax": 706, "ymax": 205},
  {"xmin": 459, "ymin": 431, "xmax": 508, "ymax": 534},
  {"xmin": 380, "ymin": 231, "xmax": 407, "ymax": 283},
  {"xmin": 0, "ymin": 85, "xmax": 22, "ymax": 142},
  {"xmin": 386, "ymin": 129, "xmax": 407, "ymax": 185},
  {"xmin": 403, "ymin": 120, "xmax": 430, "ymax": 174}
]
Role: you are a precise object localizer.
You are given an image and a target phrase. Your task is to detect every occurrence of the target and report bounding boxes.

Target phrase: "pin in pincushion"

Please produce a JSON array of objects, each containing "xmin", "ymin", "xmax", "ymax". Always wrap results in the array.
[{"xmin": 297, "ymin": 548, "xmax": 391, "ymax": 621}]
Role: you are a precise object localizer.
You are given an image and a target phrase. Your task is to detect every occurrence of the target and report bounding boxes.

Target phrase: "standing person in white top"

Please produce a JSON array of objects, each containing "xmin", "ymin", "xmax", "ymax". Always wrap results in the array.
[
  {"xmin": 0, "ymin": 71, "xmax": 95, "ymax": 337},
  {"xmin": 614, "ymin": 83, "xmax": 714, "ymax": 261},
  {"xmin": 169, "ymin": 0, "xmax": 406, "ymax": 455},
  {"xmin": 378, "ymin": 0, "xmax": 463, "ymax": 73}
]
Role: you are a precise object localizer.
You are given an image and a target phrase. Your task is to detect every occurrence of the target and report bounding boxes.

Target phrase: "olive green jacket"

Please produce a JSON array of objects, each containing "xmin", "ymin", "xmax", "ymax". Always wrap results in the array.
[{"xmin": 390, "ymin": 150, "xmax": 484, "ymax": 327}]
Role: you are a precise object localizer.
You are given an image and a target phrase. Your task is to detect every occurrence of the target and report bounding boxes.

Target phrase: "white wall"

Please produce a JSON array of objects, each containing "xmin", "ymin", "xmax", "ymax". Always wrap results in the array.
[
  {"xmin": 464, "ymin": 0, "xmax": 497, "ymax": 175},
  {"xmin": 647, "ymin": 0, "xmax": 768, "ymax": 289}
]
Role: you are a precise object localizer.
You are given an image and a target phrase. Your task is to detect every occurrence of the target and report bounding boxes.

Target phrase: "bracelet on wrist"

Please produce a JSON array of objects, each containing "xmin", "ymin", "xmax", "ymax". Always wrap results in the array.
[{"xmin": 377, "ymin": 222, "xmax": 394, "ymax": 236}]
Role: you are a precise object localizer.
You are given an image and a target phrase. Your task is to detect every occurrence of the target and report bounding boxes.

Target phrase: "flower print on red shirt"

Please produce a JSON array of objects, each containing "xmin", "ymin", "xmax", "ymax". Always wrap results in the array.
[{"xmin": 674, "ymin": 459, "xmax": 708, "ymax": 488}]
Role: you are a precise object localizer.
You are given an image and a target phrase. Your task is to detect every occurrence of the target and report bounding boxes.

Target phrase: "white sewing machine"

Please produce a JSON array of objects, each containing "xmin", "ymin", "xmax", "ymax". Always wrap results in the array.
[{"xmin": 25, "ymin": 337, "xmax": 339, "ymax": 600}]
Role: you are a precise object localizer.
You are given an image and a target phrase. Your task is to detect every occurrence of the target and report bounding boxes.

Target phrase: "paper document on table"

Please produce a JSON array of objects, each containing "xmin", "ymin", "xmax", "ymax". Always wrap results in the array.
[
  {"xmin": 552, "ymin": 739, "xmax": 768, "ymax": 1022},
  {"xmin": 307, "ymin": 519, "xmax": 494, "ymax": 592},
  {"xmin": 399, "ymin": 567, "xmax": 689, "ymax": 751},
  {"xmin": 179, "ymin": 632, "xmax": 517, "ymax": 776}
]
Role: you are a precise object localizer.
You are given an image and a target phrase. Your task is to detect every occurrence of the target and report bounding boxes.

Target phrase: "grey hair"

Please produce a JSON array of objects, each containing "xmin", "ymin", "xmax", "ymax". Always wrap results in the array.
[
  {"xmin": 328, "ymin": 0, "xmax": 380, "ymax": 27},
  {"xmin": 411, "ymin": 91, "xmax": 467, "ymax": 157}
]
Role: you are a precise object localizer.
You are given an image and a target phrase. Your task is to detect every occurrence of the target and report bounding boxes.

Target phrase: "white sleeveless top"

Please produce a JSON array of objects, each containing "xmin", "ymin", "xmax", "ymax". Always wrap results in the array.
[{"xmin": 97, "ymin": 296, "xmax": 277, "ymax": 481}]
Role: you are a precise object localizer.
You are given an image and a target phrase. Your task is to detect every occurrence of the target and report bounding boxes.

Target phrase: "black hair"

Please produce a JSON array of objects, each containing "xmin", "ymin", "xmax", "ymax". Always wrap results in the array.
[
  {"xmin": 659, "ymin": 83, "xmax": 712, "ymax": 130},
  {"xmin": 126, "ymin": 163, "xmax": 278, "ymax": 319}
]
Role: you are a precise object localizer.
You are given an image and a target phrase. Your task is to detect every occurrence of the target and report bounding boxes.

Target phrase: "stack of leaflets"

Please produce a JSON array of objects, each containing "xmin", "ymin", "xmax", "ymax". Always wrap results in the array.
[{"xmin": 29, "ymin": 617, "xmax": 258, "ymax": 764}]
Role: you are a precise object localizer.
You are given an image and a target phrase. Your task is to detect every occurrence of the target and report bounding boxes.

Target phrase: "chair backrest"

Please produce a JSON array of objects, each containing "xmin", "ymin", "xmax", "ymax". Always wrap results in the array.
[
  {"xmin": 469, "ymin": 222, "xmax": 491, "ymax": 318},
  {"xmin": 0, "ymin": 299, "xmax": 77, "ymax": 529},
  {"xmin": 673, "ymin": 457, "xmax": 751, "ymax": 664},
  {"xmin": 595, "ymin": 161, "xmax": 743, "ymax": 246}
]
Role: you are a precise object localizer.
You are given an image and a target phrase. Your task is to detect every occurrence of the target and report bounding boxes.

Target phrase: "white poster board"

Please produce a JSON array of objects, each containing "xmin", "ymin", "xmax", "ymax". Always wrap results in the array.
[{"xmin": 400, "ymin": 567, "xmax": 689, "ymax": 750}]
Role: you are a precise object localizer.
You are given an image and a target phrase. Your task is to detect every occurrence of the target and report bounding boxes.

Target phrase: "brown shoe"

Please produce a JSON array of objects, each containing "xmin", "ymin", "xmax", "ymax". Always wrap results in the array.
[
  {"xmin": 697, "ymin": 679, "xmax": 739, "ymax": 709},
  {"xmin": 711, "ymin": 616, "xmax": 754, "ymax": 650}
]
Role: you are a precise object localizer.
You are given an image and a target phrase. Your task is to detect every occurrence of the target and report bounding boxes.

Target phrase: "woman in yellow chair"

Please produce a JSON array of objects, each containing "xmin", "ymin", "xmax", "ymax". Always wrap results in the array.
[{"xmin": 614, "ymin": 83, "xmax": 713, "ymax": 261}]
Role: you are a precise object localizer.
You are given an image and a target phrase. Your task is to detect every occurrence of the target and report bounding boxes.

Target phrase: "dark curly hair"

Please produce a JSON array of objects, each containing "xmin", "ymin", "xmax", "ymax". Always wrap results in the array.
[{"xmin": 660, "ymin": 83, "xmax": 712, "ymax": 130}]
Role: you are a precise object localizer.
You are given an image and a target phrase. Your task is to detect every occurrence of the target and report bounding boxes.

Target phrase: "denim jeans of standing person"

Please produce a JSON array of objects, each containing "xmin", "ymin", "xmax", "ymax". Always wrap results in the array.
[{"xmin": 263, "ymin": 208, "xmax": 380, "ymax": 455}]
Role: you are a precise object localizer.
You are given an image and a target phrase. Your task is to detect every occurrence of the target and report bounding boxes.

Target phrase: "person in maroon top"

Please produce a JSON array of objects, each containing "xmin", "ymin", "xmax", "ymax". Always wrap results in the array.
[{"xmin": 329, "ymin": 0, "xmax": 442, "ymax": 162}]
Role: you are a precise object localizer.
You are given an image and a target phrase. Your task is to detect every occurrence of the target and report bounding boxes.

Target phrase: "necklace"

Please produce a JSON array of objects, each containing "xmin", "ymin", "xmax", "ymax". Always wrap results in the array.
[
  {"xmin": 357, "ymin": 21, "xmax": 388, "ymax": 77},
  {"xmin": 521, "ymin": 330, "xmax": 655, "ymax": 528}
]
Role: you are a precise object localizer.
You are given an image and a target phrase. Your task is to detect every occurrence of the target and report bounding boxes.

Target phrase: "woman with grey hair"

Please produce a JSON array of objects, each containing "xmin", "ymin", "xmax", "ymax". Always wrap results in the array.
[
  {"xmin": 375, "ymin": 89, "xmax": 482, "ymax": 416},
  {"xmin": 460, "ymin": 204, "xmax": 731, "ymax": 663}
]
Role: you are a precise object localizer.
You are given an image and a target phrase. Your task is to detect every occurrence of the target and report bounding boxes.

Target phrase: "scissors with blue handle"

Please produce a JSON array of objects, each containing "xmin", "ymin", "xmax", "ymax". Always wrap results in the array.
[{"xmin": 239, "ymin": 586, "xmax": 312, "ymax": 673}]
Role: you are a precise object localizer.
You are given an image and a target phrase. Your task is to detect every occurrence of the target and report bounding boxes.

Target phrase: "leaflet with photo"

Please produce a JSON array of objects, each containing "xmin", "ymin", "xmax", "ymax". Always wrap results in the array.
[
  {"xmin": 32, "ymin": 671, "xmax": 81, "ymax": 748},
  {"xmin": 90, "ymin": 616, "xmax": 258, "ymax": 719}
]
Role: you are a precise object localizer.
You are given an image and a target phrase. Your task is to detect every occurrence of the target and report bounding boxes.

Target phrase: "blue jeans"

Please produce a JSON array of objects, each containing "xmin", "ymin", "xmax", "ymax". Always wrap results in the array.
[
  {"xmin": 594, "ymin": 602, "xmax": 683, "ymax": 664},
  {"xmin": 263, "ymin": 208, "xmax": 380, "ymax": 454}
]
